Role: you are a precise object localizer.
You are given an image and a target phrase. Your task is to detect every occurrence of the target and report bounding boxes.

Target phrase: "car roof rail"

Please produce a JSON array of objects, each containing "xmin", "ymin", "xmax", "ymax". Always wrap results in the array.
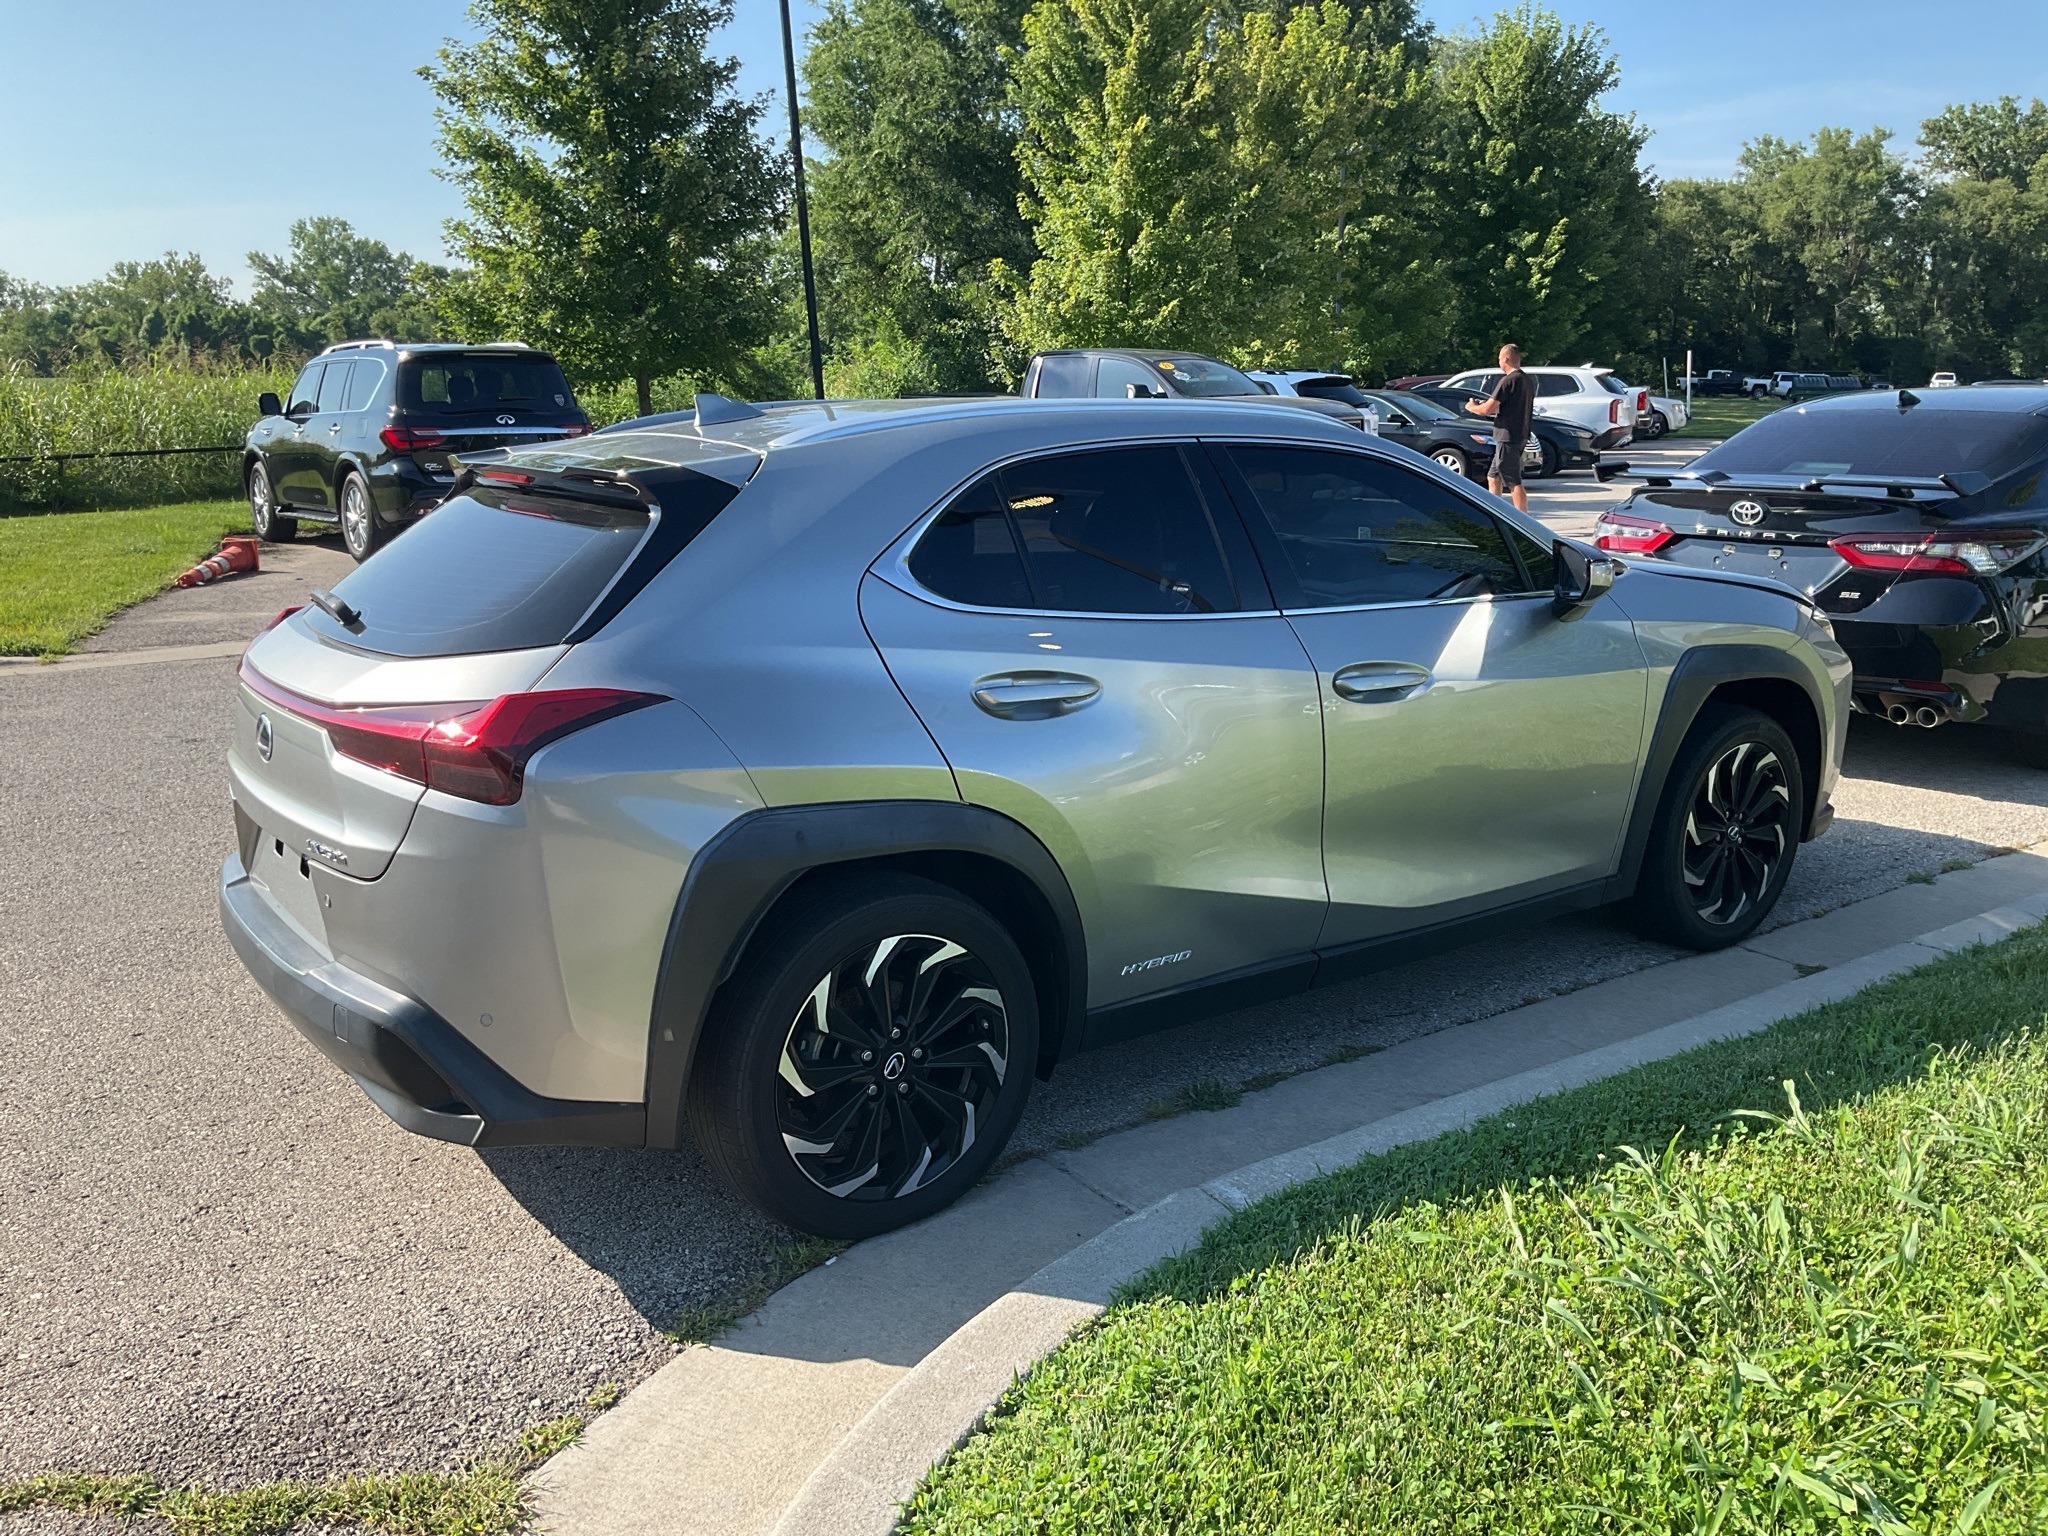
[{"xmin": 319, "ymin": 339, "xmax": 395, "ymax": 353}]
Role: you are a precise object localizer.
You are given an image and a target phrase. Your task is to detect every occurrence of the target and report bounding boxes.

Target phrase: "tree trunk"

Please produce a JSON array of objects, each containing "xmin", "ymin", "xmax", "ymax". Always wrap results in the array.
[{"xmin": 636, "ymin": 373, "xmax": 653, "ymax": 417}]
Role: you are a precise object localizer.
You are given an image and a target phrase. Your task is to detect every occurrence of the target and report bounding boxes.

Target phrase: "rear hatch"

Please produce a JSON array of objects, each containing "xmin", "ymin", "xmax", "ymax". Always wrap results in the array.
[
  {"xmin": 385, "ymin": 350, "xmax": 591, "ymax": 478},
  {"xmin": 231, "ymin": 459, "xmax": 742, "ymax": 902}
]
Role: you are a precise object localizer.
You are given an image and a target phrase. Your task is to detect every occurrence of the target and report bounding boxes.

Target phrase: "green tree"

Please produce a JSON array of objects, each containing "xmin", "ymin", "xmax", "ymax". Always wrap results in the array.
[
  {"xmin": 423, "ymin": 0, "xmax": 787, "ymax": 414},
  {"xmin": 1003, "ymin": 0, "xmax": 1432, "ymax": 377},
  {"xmin": 1921, "ymin": 98, "xmax": 2048, "ymax": 379},
  {"xmin": 803, "ymin": 0, "xmax": 1034, "ymax": 393},
  {"xmin": 248, "ymin": 217, "xmax": 445, "ymax": 350},
  {"xmin": 1424, "ymin": 5, "xmax": 1649, "ymax": 367}
]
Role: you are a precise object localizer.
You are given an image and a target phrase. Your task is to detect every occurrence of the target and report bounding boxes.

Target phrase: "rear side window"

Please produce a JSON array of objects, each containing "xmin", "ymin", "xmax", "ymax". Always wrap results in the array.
[
  {"xmin": 400, "ymin": 355, "xmax": 577, "ymax": 415},
  {"xmin": 302, "ymin": 470, "xmax": 740, "ymax": 657},
  {"xmin": 909, "ymin": 446, "xmax": 1248, "ymax": 615},
  {"xmin": 1224, "ymin": 445, "xmax": 1526, "ymax": 608},
  {"xmin": 1031, "ymin": 354, "xmax": 1093, "ymax": 398},
  {"xmin": 1537, "ymin": 374, "xmax": 1581, "ymax": 396},
  {"xmin": 342, "ymin": 358, "xmax": 387, "ymax": 411}
]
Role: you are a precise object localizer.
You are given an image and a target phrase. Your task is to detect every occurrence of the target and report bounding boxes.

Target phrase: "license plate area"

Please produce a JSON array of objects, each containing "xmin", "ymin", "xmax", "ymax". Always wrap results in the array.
[{"xmin": 249, "ymin": 829, "xmax": 332, "ymax": 956}]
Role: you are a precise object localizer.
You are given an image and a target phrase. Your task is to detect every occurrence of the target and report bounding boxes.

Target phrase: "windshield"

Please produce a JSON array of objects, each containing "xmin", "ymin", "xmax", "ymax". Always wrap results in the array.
[
  {"xmin": 399, "ymin": 354, "xmax": 578, "ymax": 416},
  {"xmin": 1152, "ymin": 356, "xmax": 1262, "ymax": 398},
  {"xmin": 1690, "ymin": 406, "xmax": 2048, "ymax": 482},
  {"xmin": 1371, "ymin": 390, "xmax": 1458, "ymax": 422}
]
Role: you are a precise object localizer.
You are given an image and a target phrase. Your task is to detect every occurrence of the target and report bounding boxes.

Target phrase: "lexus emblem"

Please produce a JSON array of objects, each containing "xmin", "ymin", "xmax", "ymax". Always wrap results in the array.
[
  {"xmin": 1730, "ymin": 499, "xmax": 1768, "ymax": 527},
  {"xmin": 255, "ymin": 714, "xmax": 274, "ymax": 762},
  {"xmin": 496, "ymin": 414, "xmax": 517, "ymax": 425}
]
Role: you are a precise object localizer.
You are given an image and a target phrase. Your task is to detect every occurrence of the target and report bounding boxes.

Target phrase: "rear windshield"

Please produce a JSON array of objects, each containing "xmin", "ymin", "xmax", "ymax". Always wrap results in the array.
[
  {"xmin": 1690, "ymin": 406, "xmax": 2048, "ymax": 481},
  {"xmin": 1295, "ymin": 377, "xmax": 1371, "ymax": 407},
  {"xmin": 1596, "ymin": 374, "xmax": 1627, "ymax": 395},
  {"xmin": 398, "ymin": 355, "xmax": 577, "ymax": 415},
  {"xmin": 304, "ymin": 488, "xmax": 649, "ymax": 657}
]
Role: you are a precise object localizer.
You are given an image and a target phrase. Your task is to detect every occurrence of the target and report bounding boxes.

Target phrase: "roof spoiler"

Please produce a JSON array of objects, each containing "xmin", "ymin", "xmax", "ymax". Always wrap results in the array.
[{"xmin": 1620, "ymin": 468, "xmax": 1988, "ymax": 500}]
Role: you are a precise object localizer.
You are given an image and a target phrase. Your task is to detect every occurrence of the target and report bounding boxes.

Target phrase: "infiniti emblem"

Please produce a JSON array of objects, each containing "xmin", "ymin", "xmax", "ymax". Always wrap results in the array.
[
  {"xmin": 255, "ymin": 713, "xmax": 274, "ymax": 762},
  {"xmin": 1730, "ymin": 499, "xmax": 1768, "ymax": 527},
  {"xmin": 496, "ymin": 413, "xmax": 516, "ymax": 425}
]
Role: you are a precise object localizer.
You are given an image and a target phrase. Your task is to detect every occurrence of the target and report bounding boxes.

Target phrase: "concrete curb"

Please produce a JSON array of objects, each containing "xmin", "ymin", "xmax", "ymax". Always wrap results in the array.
[
  {"xmin": 768, "ymin": 890, "xmax": 2048, "ymax": 1536},
  {"xmin": 0, "ymin": 639, "xmax": 248, "ymax": 673}
]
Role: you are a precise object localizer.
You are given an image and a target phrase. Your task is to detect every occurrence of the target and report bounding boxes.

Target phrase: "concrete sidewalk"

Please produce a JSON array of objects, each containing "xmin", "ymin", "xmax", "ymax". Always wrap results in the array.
[{"xmin": 531, "ymin": 844, "xmax": 2048, "ymax": 1536}]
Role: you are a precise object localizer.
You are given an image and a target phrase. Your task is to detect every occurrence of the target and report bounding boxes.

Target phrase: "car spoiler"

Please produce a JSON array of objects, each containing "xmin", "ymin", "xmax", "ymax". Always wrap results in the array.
[{"xmin": 1620, "ymin": 468, "xmax": 1991, "ymax": 500}]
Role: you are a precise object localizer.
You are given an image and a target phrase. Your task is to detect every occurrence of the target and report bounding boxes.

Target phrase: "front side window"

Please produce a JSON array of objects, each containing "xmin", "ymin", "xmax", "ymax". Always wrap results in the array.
[
  {"xmin": 287, "ymin": 364, "xmax": 324, "ymax": 416},
  {"xmin": 316, "ymin": 361, "xmax": 353, "ymax": 413},
  {"xmin": 1096, "ymin": 357, "xmax": 1165, "ymax": 398},
  {"xmin": 909, "ymin": 446, "xmax": 1245, "ymax": 614},
  {"xmin": 1225, "ymin": 445, "xmax": 1527, "ymax": 609}
]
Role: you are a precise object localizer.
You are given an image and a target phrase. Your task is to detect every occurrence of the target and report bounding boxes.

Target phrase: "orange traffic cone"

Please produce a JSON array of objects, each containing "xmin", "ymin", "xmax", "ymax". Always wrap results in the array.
[{"xmin": 175, "ymin": 535, "xmax": 261, "ymax": 588}]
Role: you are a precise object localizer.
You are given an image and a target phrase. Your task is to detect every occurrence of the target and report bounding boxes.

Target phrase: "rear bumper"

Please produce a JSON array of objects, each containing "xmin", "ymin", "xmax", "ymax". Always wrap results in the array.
[
  {"xmin": 1594, "ymin": 426, "xmax": 1632, "ymax": 450},
  {"xmin": 219, "ymin": 854, "xmax": 644, "ymax": 1148}
]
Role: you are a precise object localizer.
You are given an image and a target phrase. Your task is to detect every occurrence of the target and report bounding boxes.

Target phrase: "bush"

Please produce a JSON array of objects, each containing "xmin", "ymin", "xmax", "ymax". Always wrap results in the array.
[{"xmin": 0, "ymin": 362, "xmax": 291, "ymax": 512}]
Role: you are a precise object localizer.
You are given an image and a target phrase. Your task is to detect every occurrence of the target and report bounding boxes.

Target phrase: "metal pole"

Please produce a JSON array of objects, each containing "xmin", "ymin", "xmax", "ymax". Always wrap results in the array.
[
  {"xmin": 780, "ymin": 0, "xmax": 826, "ymax": 401},
  {"xmin": 1686, "ymin": 348, "xmax": 1694, "ymax": 416}
]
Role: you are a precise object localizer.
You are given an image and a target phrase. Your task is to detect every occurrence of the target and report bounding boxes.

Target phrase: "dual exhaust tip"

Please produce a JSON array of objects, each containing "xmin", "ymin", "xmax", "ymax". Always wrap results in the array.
[{"xmin": 1887, "ymin": 703, "xmax": 1945, "ymax": 729}]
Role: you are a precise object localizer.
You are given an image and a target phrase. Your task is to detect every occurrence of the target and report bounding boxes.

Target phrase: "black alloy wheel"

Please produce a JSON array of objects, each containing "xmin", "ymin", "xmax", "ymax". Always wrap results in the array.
[
  {"xmin": 688, "ymin": 873, "xmax": 1039, "ymax": 1237},
  {"xmin": 1632, "ymin": 704, "xmax": 1804, "ymax": 949},
  {"xmin": 248, "ymin": 460, "xmax": 295, "ymax": 542}
]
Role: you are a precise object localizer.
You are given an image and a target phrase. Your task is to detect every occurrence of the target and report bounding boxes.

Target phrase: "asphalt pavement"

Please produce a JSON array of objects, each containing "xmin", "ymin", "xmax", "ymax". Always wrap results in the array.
[{"xmin": 8, "ymin": 458, "xmax": 2048, "ymax": 1496}]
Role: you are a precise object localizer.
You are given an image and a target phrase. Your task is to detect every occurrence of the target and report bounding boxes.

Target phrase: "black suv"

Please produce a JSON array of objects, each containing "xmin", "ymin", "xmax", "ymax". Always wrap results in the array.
[{"xmin": 245, "ymin": 342, "xmax": 590, "ymax": 560}]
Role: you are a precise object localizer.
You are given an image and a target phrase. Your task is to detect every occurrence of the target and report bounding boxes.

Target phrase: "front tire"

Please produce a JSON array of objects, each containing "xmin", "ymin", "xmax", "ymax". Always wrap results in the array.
[
  {"xmin": 686, "ymin": 873, "xmax": 1039, "ymax": 1238},
  {"xmin": 1750, "ymin": 384, "xmax": 1768, "ymax": 400},
  {"xmin": 340, "ymin": 472, "xmax": 382, "ymax": 562},
  {"xmin": 1630, "ymin": 705, "xmax": 1804, "ymax": 950},
  {"xmin": 1643, "ymin": 410, "xmax": 1669, "ymax": 439},
  {"xmin": 248, "ymin": 460, "xmax": 296, "ymax": 543},
  {"xmin": 1431, "ymin": 446, "xmax": 1474, "ymax": 480}
]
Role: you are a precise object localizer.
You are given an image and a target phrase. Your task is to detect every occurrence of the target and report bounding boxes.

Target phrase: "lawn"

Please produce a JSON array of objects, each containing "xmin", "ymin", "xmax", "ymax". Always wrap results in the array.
[
  {"xmin": 1671, "ymin": 393, "xmax": 1791, "ymax": 439},
  {"xmin": 903, "ymin": 925, "xmax": 2048, "ymax": 1534},
  {"xmin": 0, "ymin": 501, "xmax": 250, "ymax": 657}
]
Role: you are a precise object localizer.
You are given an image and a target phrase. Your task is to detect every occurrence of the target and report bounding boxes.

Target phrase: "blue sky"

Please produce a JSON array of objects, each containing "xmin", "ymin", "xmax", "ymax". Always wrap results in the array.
[{"xmin": 2, "ymin": 0, "xmax": 2044, "ymax": 290}]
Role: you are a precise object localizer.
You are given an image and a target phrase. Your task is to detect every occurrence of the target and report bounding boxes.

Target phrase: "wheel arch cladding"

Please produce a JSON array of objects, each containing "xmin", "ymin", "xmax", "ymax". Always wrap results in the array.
[
  {"xmin": 1616, "ymin": 645, "xmax": 1827, "ymax": 895},
  {"xmin": 641, "ymin": 801, "xmax": 1087, "ymax": 1150}
]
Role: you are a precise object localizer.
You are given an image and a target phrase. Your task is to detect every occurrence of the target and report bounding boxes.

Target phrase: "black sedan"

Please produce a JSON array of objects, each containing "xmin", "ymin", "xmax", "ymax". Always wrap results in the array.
[
  {"xmin": 1403, "ymin": 385, "xmax": 1606, "ymax": 477},
  {"xmin": 1354, "ymin": 389, "xmax": 1520, "ymax": 479},
  {"xmin": 1601, "ymin": 384, "xmax": 2048, "ymax": 762}
]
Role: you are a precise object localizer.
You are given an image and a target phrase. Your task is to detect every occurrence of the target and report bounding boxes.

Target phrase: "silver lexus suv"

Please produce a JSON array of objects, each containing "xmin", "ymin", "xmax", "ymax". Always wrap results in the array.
[{"xmin": 220, "ymin": 396, "xmax": 1849, "ymax": 1237}]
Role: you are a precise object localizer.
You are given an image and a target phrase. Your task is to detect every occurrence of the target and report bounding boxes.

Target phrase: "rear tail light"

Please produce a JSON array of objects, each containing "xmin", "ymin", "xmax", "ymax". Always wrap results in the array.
[
  {"xmin": 473, "ymin": 467, "xmax": 534, "ymax": 486},
  {"xmin": 258, "ymin": 605, "xmax": 303, "ymax": 636},
  {"xmin": 381, "ymin": 426, "xmax": 448, "ymax": 451},
  {"xmin": 1610, "ymin": 399, "xmax": 1622, "ymax": 425},
  {"xmin": 1829, "ymin": 530, "xmax": 2046, "ymax": 575},
  {"xmin": 240, "ymin": 662, "xmax": 664, "ymax": 805},
  {"xmin": 1636, "ymin": 390, "xmax": 1649, "ymax": 413},
  {"xmin": 1594, "ymin": 510, "xmax": 1675, "ymax": 554}
]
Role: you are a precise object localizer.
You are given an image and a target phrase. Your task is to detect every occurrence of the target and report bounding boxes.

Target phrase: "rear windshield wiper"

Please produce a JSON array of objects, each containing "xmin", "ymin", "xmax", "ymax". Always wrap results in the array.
[{"xmin": 309, "ymin": 588, "xmax": 362, "ymax": 627}]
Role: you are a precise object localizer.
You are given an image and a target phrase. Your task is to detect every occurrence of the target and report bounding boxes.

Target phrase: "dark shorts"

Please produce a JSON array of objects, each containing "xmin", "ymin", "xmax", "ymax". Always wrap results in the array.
[{"xmin": 1490, "ymin": 439, "xmax": 1526, "ymax": 488}]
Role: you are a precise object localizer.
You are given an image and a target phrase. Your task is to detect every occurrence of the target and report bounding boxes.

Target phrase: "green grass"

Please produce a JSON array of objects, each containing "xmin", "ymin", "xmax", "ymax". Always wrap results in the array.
[
  {"xmin": 1670, "ymin": 393, "xmax": 1791, "ymax": 439},
  {"xmin": 903, "ymin": 925, "xmax": 2048, "ymax": 1534},
  {"xmin": 0, "ymin": 500, "xmax": 249, "ymax": 656}
]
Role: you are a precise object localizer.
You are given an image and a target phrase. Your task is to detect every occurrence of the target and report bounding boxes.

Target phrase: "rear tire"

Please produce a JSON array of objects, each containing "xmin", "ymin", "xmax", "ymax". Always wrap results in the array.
[
  {"xmin": 340, "ymin": 472, "xmax": 382, "ymax": 562},
  {"xmin": 1630, "ymin": 705, "xmax": 1804, "ymax": 950},
  {"xmin": 1534, "ymin": 436, "xmax": 1560, "ymax": 478},
  {"xmin": 686, "ymin": 873, "xmax": 1039, "ymax": 1238},
  {"xmin": 1750, "ymin": 384, "xmax": 1768, "ymax": 399},
  {"xmin": 248, "ymin": 460, "xmax": 296, "ymax": 543}
]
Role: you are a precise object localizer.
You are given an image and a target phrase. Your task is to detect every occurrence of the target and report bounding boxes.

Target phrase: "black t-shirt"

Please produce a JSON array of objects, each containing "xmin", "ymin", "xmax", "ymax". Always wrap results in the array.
[{"xmin": 1488, "ymin": 370, "xmax": 1537, "ymax": 443}]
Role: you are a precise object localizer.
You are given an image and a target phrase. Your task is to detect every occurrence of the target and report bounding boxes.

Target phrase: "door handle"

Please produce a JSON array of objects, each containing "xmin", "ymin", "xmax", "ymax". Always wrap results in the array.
[
  {"xmin": 1332, "ymin": 661, "xmax": 1432, "ymax": 704},
  {"xmin": 971, "ymin": 672, "xmax": 1101, "ymax": 720},
  {"xmin": 328, "ymin": 424, "xmax": 343, "ymax": 434}
]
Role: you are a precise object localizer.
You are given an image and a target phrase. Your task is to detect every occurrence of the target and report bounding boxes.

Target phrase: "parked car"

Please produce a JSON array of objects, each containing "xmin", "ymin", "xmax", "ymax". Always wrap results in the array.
[
  {"xmin": 1021, "ymin": 348, "xmax": 1369, "ymax": 430},
  {"xmin": 1684, "ymin": 370, "xmax": 1746, "ymax": 397},
  {"xmin": 1439, "ymin": 363, "xmax": 1637, "ymax": 446},
  {"xmin": 1596, "ymin": 383, "xmax": 2048, "ymax": 762},
  {"xmin": 1246, "ymin": 369, "xmax": 1383, "ymax": 431},
  {"xmin": 245, "ymin": 341, "xmax": 591, "ymax": 562},
  {"xmin": 1614, "ymin": 383, "xmax": 1689, "ymax": 439},
  {"xmin": 1383, "ymin": 373, "xmax": 1451, "ymax": 390},
  {"xmin": 1929, "ymin": 371, "xmax": 1960, "ymax": 388},
  {"xmin": 1404, "ymin": 385, "xmax": 1610, "ymax": 478},
  {"xmin": 221, "ymin": 392, "xmax": 1847, "ymax": 1235}
]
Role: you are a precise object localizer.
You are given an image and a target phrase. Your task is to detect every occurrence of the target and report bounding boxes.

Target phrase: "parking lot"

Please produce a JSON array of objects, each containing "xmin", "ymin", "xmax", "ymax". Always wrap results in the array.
[{"xmin": 8, "ymin": 453, "xmax": 2048, "ymax": 1490}]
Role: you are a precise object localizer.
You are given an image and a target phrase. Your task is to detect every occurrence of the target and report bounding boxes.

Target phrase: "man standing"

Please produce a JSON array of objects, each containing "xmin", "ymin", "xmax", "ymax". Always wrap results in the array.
[{"xmin": 1467, "ymin": 344, "xmax": 1535, "ymax": 511}]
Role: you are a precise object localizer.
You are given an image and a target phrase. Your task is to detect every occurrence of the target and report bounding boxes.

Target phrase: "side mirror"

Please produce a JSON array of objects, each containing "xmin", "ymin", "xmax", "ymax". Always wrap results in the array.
[
  {"xmin": 1553, "ymin": 539, "xmax": 1615, "ymax": 617},
  {"xmin": 286, "ymin": 399, "xmax": 316, "ymax": 421},
  {"xmin": 257, "ymin": 392, "xmax": 282, "ymax": 418},
  {"xmin": 1386, "ymin": 413, "xmax": 1410, "ymax": 427}
]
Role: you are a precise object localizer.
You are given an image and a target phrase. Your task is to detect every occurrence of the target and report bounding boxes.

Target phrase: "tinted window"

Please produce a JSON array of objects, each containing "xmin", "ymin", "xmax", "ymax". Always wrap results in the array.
[
  {"xmin": 287, "ymin": 364, "xmax": 324, "ymax": 415},
  {"xmin": 1507, "ymin": 524, "xmax": 1556, "ymax": 589},
  {"xmin": 1371, "ymin": 391, "xmax": 1455, "ymax": 422},
  {"xmin": 1596, "ymin": 374, "xmax": 1628, "ymax": 395},
  {"xmin": 399, "ymin": 355, "xmax": 576, "ymax": 415},
  {"xmin": 1536, "ymin": 373, "xmax": 1580, "ymax": 396},
  {"xmin": 1226, "ymin": 446, "xmax": 1524, "ymax": 608},
  {"xmin": 906, "ymin": 476, "xmax": 1033, "ymax": 609},
  {"xmin": 1032, "ymin": 354, "xmax": 1093, "ymax": 398},
  {"xmin": 342, "ymin": 357, "xmax": 387, "ymax": 411},
  {"xmin": 316, "ymin": 361, "xmax": 353, "ymax": 413},
  {"xmin": 1296, "ymin": 377, "xmax": 1371, "ymax": 406},
  {"xmin": 1691, "ymin": 406, "xmax": 2048, "ymax": 481},
  {"xmin": 1096, "ymin": 356, "xmax": 1164, "ymax": 398}
]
